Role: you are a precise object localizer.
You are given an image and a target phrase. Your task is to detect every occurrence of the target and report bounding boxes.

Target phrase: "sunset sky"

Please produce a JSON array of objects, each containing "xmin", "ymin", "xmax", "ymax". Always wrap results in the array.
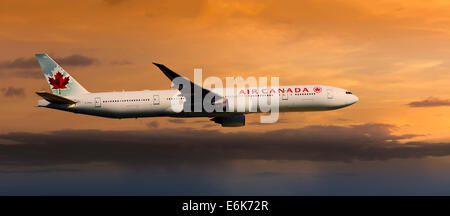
[{"xmin": 1, "ymin": 0, "xmax": 450, "ymax": 195}]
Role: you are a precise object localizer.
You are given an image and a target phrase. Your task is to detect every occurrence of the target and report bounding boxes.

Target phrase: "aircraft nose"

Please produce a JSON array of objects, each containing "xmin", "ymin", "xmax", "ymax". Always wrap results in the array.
[{"xmin": 350, "ymin": 95, "xmax": 358, "ymax": 104}]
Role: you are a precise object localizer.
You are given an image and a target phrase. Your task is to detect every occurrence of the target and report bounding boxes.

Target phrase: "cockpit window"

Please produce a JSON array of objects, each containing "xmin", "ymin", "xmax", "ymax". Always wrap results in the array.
[{"xmin": 345, "ymin": 91, "xmax": 352, "ymax": 94}]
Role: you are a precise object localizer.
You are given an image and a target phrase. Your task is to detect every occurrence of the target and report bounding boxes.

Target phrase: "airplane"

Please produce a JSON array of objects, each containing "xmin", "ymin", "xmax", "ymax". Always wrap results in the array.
[{"xmin": 35, "ymin": 53, "xmax": 358, "ymax": 127}]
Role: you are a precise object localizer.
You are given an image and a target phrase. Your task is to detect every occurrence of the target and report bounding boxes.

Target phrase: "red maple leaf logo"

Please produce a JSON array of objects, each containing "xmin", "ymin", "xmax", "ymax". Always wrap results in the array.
[
  {"xmin": 48, "ymin": 71, "xmax": 70, "ymax": 90},
  {"xmin": 313, "ymin": 87, "xmax": 322, "ymax": 93}
]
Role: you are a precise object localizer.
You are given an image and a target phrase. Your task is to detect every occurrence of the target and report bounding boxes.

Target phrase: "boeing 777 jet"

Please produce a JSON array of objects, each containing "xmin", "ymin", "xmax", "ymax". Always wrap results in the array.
[{"xmin": 35, "ymin": 54, "xmax": 358, "ymax": 127}]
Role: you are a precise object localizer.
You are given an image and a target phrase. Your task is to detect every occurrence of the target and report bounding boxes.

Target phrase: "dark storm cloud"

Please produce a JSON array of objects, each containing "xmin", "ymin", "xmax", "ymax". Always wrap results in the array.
[
  {"xmin": 408, "ymin": 97, "xmax": 450, "ymax": 107},
  {"xmin": 0, "ymin": 55, "xmax": 97, "ymax": 79},
  {"xmin": 1, "ymin": 87, "xmax": 25, "ymax": 97},
  {"xmin": 165, "ymin": 118, "xmax": 212, "ymax": 125},
  {"xmin": 0, "ymin": 123, "xmax": 448, "ymax": 167},
  {"xmin": 54, "ymin": 54, "xmax": 98, "ymax": 67},
  {"xmin": 0, "ymin": 168, "xmax": 80, "ymax": 174},
  {"xmin": 147, "ymin": 121, "xmax": 159, "ymax": 128},
  {"xmin": 168, "ymin": 119, "xmax": 186, "ymax": 124},
  {"xmin": 0, "ymin": 57, "xmax": 38, "ymax": 69},
  {"xmin": 0, "ymin": 54, "xmax": 97, "ymax": 70}
]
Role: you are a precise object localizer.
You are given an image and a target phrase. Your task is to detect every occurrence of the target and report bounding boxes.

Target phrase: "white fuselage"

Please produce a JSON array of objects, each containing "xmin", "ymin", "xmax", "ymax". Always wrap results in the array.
[{"xmin": 38, "ymin": 85, "xmax": 358, "ymax": 119}]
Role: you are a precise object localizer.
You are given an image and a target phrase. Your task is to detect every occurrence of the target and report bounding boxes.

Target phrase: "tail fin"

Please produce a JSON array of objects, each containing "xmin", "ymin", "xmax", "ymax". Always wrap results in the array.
[{"xmin": 35, "ymin": 53, "xmax": 89, "ymax": 96}]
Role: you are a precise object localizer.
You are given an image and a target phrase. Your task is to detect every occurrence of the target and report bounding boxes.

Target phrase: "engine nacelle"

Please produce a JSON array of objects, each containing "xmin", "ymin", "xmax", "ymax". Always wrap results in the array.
[{"xmin": 211, "ymin": 115, "xmax": 245, "ymax": 127}]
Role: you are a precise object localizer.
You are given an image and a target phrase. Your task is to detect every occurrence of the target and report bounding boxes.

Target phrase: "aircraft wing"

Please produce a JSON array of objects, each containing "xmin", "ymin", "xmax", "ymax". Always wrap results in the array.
[{"xmin": 152, "ymin": 63, "xmax": 223, "ymax": 100}]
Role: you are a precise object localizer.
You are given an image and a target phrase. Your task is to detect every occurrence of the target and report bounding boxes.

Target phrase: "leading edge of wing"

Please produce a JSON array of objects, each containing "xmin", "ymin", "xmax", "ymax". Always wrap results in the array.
[
  {"xmin": 153, "ymin": 62, "xmax": 180, "ymax": 81},
  {"xmin": 152, "ymin": 62, "xmax": 223, "ymax": 99}
]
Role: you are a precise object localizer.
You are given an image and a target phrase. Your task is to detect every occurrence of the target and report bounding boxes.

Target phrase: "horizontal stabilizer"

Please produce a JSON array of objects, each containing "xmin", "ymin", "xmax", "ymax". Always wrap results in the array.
[{"xmin": 36, "ymin": 92, "xmax": 76, "ymax": 104}]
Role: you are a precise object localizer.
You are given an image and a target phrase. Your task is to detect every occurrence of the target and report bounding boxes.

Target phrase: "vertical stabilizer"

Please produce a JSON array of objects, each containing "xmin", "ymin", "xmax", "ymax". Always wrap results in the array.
[{"xmin": 35, "ymin": 53, "xmax": 89, "ymax": 96}]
